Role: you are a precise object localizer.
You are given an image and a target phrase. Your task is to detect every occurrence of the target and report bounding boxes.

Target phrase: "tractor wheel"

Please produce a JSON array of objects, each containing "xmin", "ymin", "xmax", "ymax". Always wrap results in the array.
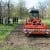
[
  {"xmin": 25, "ymin": 33, "xmax": 30, "ymax": 37},
  {"xmin": 44, "ymin": 34, "xmax": 50, "ymax": 37}
]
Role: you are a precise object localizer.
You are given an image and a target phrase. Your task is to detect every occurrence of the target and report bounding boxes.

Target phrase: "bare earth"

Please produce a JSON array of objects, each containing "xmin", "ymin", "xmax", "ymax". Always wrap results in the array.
[{"xmin": 1, "ymin": 24, "xmax": 50, "ymax": 50}]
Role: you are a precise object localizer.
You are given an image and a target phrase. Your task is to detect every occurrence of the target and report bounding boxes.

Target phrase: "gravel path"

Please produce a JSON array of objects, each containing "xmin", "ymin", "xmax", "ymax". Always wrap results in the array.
[{"xmin": 1, "ymin": 24, "xmax": 50, "ymax": 50}]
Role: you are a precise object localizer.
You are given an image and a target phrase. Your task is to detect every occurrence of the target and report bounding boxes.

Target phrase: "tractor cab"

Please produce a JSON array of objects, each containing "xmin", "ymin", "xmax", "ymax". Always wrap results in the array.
[
  {"xmin": 29, "ymin": 10, "xmax": 41, "ymax": 25},
  {"xmin": 30, "ymin": 10, "xmax": 39, "ymax": 18}
]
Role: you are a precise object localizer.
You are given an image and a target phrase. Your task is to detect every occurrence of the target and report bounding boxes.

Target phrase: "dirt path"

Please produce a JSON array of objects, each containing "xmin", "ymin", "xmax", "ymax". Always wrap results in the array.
[{"xmin": 2, "ymin": 24, "xmax": 50, "ymax": 50}]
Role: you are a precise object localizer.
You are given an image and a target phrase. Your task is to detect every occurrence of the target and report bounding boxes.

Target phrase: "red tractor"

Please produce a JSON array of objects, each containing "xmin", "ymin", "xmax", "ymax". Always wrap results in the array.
[{"xmin": 24, "ymin": 10, "xmax": 50, "ymax": 37}]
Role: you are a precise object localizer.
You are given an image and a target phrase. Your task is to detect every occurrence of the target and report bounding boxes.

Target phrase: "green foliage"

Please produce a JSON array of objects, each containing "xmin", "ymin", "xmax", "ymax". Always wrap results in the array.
[
  {"xmin": 48, "ymin": 5, "xmax": 50, "ymax": 17},
  {"xmin": 16, "ymin": 0, "xmax": 29, "ymax": 19},
  {"xmin": 0, "ymin": 24, "xmax": 17, "ymax": 41},
  {"xmin": 41, "ymin": 19, "xmax": 50, "ymax": 28},
  {"xmin": 38, "ymin": 0, "xmax": 48, "ymax": 18},
  {"xmin": 9, "ymin": 1, "xmax": 29, "ymax": 18}
]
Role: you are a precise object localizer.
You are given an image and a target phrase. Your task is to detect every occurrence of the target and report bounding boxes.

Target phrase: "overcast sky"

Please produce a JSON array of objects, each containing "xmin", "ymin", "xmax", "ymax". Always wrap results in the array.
[
  {"xmin": 2, "ymin": 0, "xmax": 47, "ymax": 9},
  {"xmin": 25, "ymin": 0, "xmax": 39, "ymax": 9}
]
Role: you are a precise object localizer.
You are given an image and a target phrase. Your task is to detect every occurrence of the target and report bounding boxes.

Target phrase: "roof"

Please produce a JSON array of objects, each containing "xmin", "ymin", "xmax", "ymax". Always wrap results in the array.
[{"xmin": 28, "ymin": 7, "xmax": 39, "ymax": 13}]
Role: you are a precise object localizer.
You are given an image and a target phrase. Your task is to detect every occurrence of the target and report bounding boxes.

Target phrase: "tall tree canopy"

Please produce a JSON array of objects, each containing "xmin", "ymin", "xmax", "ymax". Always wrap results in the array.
[
  {"xmin": 16, "ymin": 0, "xmax": 29, "ymax": 19},
  {"xmin": 38, "ymin": 0, "xmax": 48, "ymax": 18},
  {"xmin": 47, "ymin": 0, "xmax": 50, "ymax": 18}
]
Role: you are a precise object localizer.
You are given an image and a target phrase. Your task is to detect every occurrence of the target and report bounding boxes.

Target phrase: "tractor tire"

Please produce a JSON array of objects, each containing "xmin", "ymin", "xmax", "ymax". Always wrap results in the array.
[
  {"xmin": 25, "ymin": 33, "xmax": 30, "ymax": 37},
  {"xmin": 44, "ymin": 34, "xmax": 50, "ymax": 37}
]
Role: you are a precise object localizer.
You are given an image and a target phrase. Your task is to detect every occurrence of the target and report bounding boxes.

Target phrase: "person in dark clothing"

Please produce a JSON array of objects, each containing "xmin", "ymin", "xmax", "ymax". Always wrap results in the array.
[
  {"xmin": 13, "ymin": 17, "xmax": 16, "ymax": 24},
  {"xmin": 0, "ymin": 17, "xmax": 3, "ymax": 24},
  {"xmin": 16, "ymin": 17, "xmax": 18, "ymax": 23}
]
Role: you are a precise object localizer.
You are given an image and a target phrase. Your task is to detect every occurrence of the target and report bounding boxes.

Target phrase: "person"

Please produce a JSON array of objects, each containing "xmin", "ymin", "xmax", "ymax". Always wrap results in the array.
[
  {"xmin": 16, "ymin": 16, "xmax": 18, "ymax": 23},
  {"xmin": 32, "ymin": 17, "xmax": 36, "ymax": 25},
  {"xmin": 13, "ymin": 17, "xmax": 16, "ymax": 24},
  {"xmin": 30, "ymin": 17, "xmax": 34, "ymax": 22},
  {"xmin": 5, "ymin": 17, "xmax": 10, "ymax": 25},
  {"xmin": 35, "ymin": 17, "xmax": 41, "ymax": 25},
  {"xmin": 27, "ymin": 15, "xmax": 34, "ymax": 22},
  {"xmin": 26, "ymin": 15, "xmax": 31, "ymax": 22}
]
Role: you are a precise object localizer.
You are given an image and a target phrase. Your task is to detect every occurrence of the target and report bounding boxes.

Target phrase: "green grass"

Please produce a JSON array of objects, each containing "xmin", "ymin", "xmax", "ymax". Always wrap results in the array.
[
  {"xmin": 41, "ymin": 19, "xmax": 50, "ymax": 28},
  {"xmin": 0, "ymin": 24, "xmax": 17, "ymax": 42},
  {"xmin": 42, "ymin": 19, "xmax": 50, "ymax": 24}
]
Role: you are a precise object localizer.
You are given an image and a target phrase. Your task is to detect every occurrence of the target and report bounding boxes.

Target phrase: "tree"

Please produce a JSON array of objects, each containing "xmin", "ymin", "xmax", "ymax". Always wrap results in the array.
[
  {"xmin": 0, "ymin": 0, "xmax": 3, "ymax": 24},
  {"xmin": 47, "ymin": 0, "xmax": 50, "ymax": 18},
  {"xmin": 16, "ymin": 0, "xmax": 29, "ymax": 19},
  {"xmin": 4, "ymin": 0, "xmax": 11, "ymax": 25},
  {"xmin": 38, "ymin": 0, "xmax": 48, "ymax": 18}
]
